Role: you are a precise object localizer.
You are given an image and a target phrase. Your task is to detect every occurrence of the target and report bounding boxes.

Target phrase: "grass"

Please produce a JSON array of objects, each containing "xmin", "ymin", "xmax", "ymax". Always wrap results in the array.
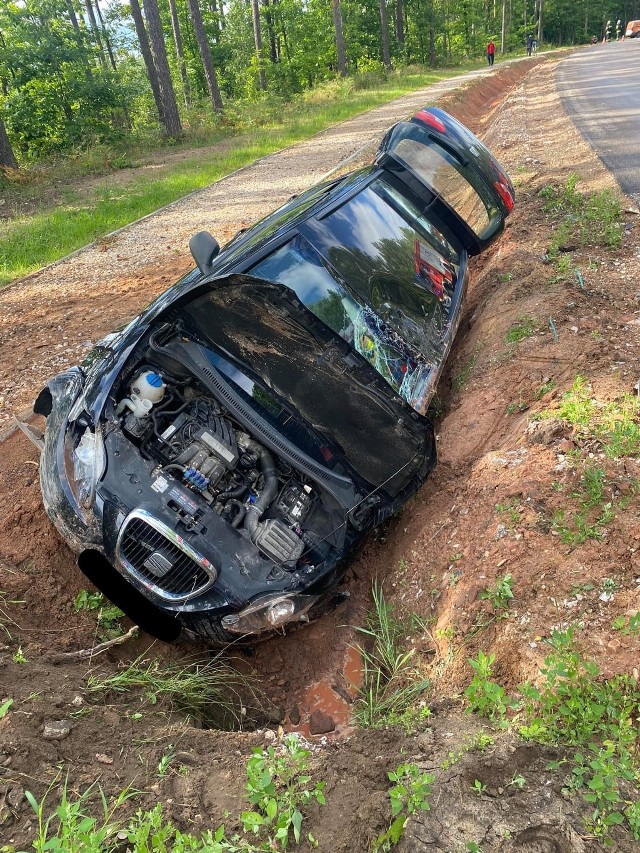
[
  {"xmin": 0, "ymin": 62, "xmax": 488, "ymax": 286},
  {"xmin": 85, "ymin": 653, "xmax": 249, "ymax": 729},
  {"xmin": 353, "ymin": 582, "xmax": 430, "ymax": 730},
  {"xmin": 540, "ymin": 172, "xmax": 623, "ymax": 258},
  {"xmin": 74, "ymin": 589, "xmax": 125, "ymax": 640},
  {"xmin": 505, "ymin": 315, "xmax": 536, "ymax": 343},
  {"xmin": 464, "ymin": 627, "xmax": 640, "ymax": 844},
  {"xmin": 24, "ymin": 733, "xmax": 325, "ymax": 852},
  {"xmin": 543, "ymin": 376, "xmax": 640, "ymax": 458}
]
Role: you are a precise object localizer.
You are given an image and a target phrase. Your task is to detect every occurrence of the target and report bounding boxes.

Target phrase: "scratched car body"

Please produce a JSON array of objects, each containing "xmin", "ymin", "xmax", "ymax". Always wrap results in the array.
[{"xmin": 35, "ymin": 108, "xmax": 514, "ymax": 643}]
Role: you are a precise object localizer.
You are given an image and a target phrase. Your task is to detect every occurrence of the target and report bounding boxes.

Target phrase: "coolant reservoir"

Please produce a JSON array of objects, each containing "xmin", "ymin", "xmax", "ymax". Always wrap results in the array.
[{"xmin": 130, "ymin": 371, "xmax": 165, "ymax": 404}]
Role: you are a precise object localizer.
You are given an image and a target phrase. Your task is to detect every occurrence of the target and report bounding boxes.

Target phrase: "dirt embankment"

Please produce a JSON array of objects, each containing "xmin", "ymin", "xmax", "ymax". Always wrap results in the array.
[{"xmin": 1, "ymin": 55, "xmax": 639, "ymax": 852}]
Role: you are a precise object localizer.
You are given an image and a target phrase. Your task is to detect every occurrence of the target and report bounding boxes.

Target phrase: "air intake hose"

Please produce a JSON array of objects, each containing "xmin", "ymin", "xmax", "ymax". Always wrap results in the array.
[{"xmin": 242, "ymin": 440, "xmax": 278, "ymax": 539}]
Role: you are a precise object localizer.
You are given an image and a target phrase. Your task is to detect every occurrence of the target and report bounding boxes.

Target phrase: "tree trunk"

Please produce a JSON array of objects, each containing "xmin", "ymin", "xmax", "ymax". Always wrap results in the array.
[
  {"xmin": 500, "ymin": 0, "xmax": 506, "ymax": 52},
  {"xmin": 263, "ymin": 0, "xmax": 278, "ymax": 62},
  {"xmin": 395, "ymin": 0, "xmax": 404, "ymax": 48},
  {"xmin": 251, "ymin": 0, "xmax": 267, "ymax": 90},
  {"xmin": 537, "ymin": 0, "xmax": 543, "ymax": 41},
  {"xmin": 94, "ymin": 0, "xmax": 118, "ymax": 70},
  {"xmin": 168, "ymin": 0, "xmax": 191, "ymax": 106},
  {"xmin": 332, "ymin": 0, "xmax": 347, "ymax": 76},
  {"xmin": 187, "ymin": 0, "xmax": 224, "ymax": 113},
  {"xmin": 0, "ymin": 115, "xmax": 17, "ymax": 170},
  {"xmin": 129, "ymin": 0, "xmax": 166, "ymax": 126},
  {"xmin": 144, "ymin": 0, "xmax": 183, "ymax": 136},
  {"xmin": 83, "ymin": 0, "xmax": 106, "ymax": 66},
  {"xmin": 379, "ymin": 0, "xmax": 392, "ymax": 70}
]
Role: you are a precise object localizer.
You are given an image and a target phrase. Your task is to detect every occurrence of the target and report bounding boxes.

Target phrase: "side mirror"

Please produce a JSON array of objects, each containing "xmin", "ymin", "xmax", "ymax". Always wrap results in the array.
[{"xmin": 189, "ymin": 231, "xmax": 220, "ymax": 276}]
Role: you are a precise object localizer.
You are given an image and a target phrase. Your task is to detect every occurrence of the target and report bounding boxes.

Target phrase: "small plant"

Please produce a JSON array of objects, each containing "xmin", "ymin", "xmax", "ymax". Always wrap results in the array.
[
  {"xmin": 495, "ymin": 500, "xmax": 520, "ymax": 527},
  {"xmin": 353, "ymin": 582, "xmax": 430, "ymax": 729},
  {"xmin": 12, "ymin": 644, "xmax": 27, "ymax": 664},
  {"xmin": 157, "ymin": 748, "xmax": 176, "ymax": 778},
  {"xmin": 505, "ymin": 316, "xmax": 536, "ymax": 343},
  {"xmin": 74, "ymin": 589, "xmax": 125, "ymax": 639},
  {"xmin": 242, "ymin": 734, "xmax": 325, "ymax": 848},
  {"xmin": 505, "ymin": 399, "xmax": 527, "ymax": 415},
  {"xmin": 471, "ymin": 779, "xmax": 486, "ymax": 796},
  {"xmin": 611, "ymin": 613, "xmax": 640, "ymax": 635},
  {"xmin": 466, "ymin": 843, "xmax": 483, "ymax": 853},
  {"xmin": 552, "ymin": 464, "xmax": 618, "ymax": 547},
  {"xmin": 510, "ymin": 772, "xmax": 526, "ymax": 789},
  {"xmin": 0, "ymin": 698, "xmax": 13, "ymax": 719},
  {"xmin": 536, "ymin": 379, "xmax": 555, "ymax": 399},
  {"xmin": 540, "ymin": 174, "xmax": 622, "ymax": 250},
  {"xmin": 480, "ymin": 574, "xmax": 514, "ymax": 613},
  {"xmin": 372, "ymin": 763, "xmax": 434, "ymax": 851},
  {"xmin": 464, "ymin": 651, "xmax": 514, "ymax": 723}
]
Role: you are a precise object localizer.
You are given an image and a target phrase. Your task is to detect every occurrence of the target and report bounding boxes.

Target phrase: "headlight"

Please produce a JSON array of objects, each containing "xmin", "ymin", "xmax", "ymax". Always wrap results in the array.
[
  {"xmin": 222, "ymin": 594, "xmax": 318, "ymax": 635},
  {"xmin": 64, "ymin": 424, "xmax": 106, "ymax": 512}
]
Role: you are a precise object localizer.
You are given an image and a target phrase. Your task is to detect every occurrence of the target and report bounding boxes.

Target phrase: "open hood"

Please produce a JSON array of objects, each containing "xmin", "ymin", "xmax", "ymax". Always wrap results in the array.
[{"xmin": 169, "ymin": 275, "xmax": 431, "ymax": 497}]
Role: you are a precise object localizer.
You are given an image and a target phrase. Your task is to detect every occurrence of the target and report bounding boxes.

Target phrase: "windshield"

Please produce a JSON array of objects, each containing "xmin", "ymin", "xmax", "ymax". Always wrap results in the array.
[
  {"xmin": 177, "ymin": 279, "xmax": 427, "ymax": 494},
  {"xmin": 250, "ymin": 236, "xmax": 437, "ymax": 412}
]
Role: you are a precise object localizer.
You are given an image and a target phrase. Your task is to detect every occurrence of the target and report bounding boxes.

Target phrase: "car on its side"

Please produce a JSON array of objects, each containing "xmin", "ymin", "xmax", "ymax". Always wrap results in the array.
[{"xmin": 34, "ymin": 108, "xmax": 514, "ymax": 643}]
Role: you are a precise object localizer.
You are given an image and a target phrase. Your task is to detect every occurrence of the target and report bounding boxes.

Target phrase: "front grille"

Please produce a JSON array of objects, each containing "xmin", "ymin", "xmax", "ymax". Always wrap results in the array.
[{"xmin": 117, "ymin": 511, "xmax": 216, "ymax": 602}]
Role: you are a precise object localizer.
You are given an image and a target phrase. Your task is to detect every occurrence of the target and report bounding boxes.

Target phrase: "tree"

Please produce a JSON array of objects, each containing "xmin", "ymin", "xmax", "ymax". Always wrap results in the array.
[
  {"xmin": 0, "ymin": 114, "xmax": 17, "ymax": 169},
  {"xmin": 143, "ymin": 0, "xmax": 183, "ymax": 136},
  {"xmin": 251, "ymin": 0, "xmax": 268, "ymax": 91},
  {"xmin": 380, "ymin": 0, "xmax": 392, "ymax": 69},
  {"xmin": 332, "ymin": 0, "xmax": 347, "ymax": 76},
  {"xmin": 129, "ymin": 0, "xmax": 166, "ymax": 126},
  {"xmin": 187, "ymin": 0, "xmax": 224, "ymax": 113},
  {"xmin": 168, "ymin": 0, "xmax": 191, "ymax": 106}
]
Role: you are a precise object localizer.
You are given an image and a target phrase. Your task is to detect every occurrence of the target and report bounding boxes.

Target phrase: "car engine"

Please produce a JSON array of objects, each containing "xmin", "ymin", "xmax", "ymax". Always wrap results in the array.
[{"xmin": 114, "ymin": 368, "xmax": 320, "ymax": 570}]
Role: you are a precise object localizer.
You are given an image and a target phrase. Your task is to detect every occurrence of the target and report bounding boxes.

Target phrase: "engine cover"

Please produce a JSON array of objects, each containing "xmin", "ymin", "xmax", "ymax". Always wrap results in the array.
[{"xmin": 254, "ymin": 519, "xmax": 304, "ymax": 569}]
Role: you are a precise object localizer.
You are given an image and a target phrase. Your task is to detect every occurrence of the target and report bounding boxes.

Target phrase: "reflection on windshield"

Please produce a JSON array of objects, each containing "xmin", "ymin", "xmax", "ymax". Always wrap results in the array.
[{"xmin": 251, "ymin": 236, "xmax": 437, "ymax": 413}]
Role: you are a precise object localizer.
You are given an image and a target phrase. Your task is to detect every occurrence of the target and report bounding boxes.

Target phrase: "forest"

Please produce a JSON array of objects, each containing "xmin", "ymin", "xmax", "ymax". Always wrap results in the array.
[{"xmin": 0, "ymin": 0, "xmax": 638, "ymax": 169}]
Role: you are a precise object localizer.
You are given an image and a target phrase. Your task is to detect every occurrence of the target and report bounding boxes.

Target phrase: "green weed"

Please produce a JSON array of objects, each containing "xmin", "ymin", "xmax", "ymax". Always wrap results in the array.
[
  {"xmin": 552, "ymin": 464, "xmax": 619, "ymax": 547},
  {"xmin": 74, "ymin": 589, "xmax": 125, "ymax": 640},
  {"xmin": 241, "ymin": 734, "xmax": 325, "ymax": 848},
  {"xmin": 479, "ymin": 574, "xmax": 514, "ymax": 614},
  {"xmin": 536, "ymin": 379, "xmax": 555, "ymax": 399},
  {"xmin": 505, "ymin": 316, "xmax": 536, "ymax": 343},
  {"xmin": 612, "ymin": 614, "xmax": 640, "ymax": 635},
  {"xmin": 372, "ymin": 763, "xmax": 434, "ymax": 852},
  {"xmin": 495, "ymin": 500, "xmax": 521, "ymax": 527},
  {"xmin": 86, "ymin": 654, "xmax": 248, "ymax": 729},
  {"xmin": 353, "ymin": 583, "xmax": 430, "ymax": 730},
  {"xmin": 464, "ymin": 651, "xmax": 514, "ymax": 723},
  {"xmin": 540, "ymin": 173, "xmax": 622, "ymax": 252}
]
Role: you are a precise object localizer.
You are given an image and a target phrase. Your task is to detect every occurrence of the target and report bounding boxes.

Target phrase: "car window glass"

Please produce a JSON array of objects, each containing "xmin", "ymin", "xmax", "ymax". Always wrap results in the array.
[
  {"xmin": 392, "ymin": 139, "xmax": 494, "ymax": 236},
  {"xmin": 303, "ymin": 177, "xmax": 457, "ymax": 356},
  {"xmin": 250, "ymin": 236, "xmax": 436, "ymax": 414}
]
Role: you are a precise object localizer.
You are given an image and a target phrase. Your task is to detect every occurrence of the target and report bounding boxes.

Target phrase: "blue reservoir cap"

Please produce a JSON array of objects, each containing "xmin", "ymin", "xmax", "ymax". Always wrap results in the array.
[{"xmin": 146, "ymin": 372, "xmax": 163, "ymax": 387}]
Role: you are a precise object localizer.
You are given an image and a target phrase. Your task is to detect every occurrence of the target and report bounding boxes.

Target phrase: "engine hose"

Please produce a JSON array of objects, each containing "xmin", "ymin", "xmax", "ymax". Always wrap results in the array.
[
  {"xmin": 243, "ymin": 442, "xmax": 278, "ymax": 539},
  {"xmin": 226, "ymin": 500, "xmax": 246, "ymax": 528},
  {"xmin": 217, "ymin": 480, "xmax": 248, "ymax": 501}
]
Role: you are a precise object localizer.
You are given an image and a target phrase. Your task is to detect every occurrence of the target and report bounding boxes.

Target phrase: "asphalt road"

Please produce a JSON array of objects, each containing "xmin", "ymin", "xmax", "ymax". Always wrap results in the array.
[{"xmin": 557, "ymin": 40, "xmax": 640, "ymax": 202}]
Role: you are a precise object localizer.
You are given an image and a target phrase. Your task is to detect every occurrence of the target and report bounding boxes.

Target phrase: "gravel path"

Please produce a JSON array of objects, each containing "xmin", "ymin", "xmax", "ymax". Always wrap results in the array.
[{"xmin": 0, "ymin": 59, "xmax": 537, "ymax": 431}]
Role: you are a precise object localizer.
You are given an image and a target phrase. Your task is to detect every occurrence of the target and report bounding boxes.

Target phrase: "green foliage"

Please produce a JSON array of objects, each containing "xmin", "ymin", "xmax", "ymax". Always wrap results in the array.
[
  {"xmin": 464, "ymin": 651, "xmax": 514, "ymax": 723},
  {"xmin": 372, "ymin": 764, "xmax": 434, "ymax": 852},
  {"xmin": 85, "ymin": 654, "xmax": 247, "ymax": 728},
  {"xmin": 353, "ymin": 583, "xmax": 430, "ymax": 730},
  {"xmin": 552, "ymin": 463, "xmax": 624, "ymax": 547},
  {"xmin": 73, "ymin": 589, "xmax": 125, "ymax": 639},
  {"xmin": 23, "ymin": 735, "xmax": 325, "ymax": 852},
  {"xmin": 241, "ymin": 735, "xmax": 325, "ymax": 849},
  {"xmin": 540, "ymin": 174, "xmax": 623, "ymax": 252},
  {"xmin": 479, "ymin": 574, "xmax": 514, "ymax": 614},
  {"xmin": 546, "ymin": 376, "xmax": 640, "ymax": 458},
  {"xmin": 505, "ymin": 316, "xmax": 536, "ymax": 343},
  {"xmin": 0, "ymin": 698, "xmax": 13, "ymax": 719}
]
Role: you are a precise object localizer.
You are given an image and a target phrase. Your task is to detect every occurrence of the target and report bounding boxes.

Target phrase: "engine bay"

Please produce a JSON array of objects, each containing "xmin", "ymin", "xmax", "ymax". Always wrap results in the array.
[{"xmin": 109, "ymin": 349, "xmax": 340, "ymax": 574}]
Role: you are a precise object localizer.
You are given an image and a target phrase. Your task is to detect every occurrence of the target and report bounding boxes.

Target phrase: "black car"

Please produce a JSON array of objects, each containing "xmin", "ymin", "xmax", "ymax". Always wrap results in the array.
[{"xmin": 34, "ymin": 108, "xmax": 514, "ymax": 643}]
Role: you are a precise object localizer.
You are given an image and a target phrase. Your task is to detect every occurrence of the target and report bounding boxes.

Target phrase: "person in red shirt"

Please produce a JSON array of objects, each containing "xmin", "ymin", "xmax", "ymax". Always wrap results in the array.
[{"xmin": 487, "ymin": 40, "xmax": 496, "ymax": 65}]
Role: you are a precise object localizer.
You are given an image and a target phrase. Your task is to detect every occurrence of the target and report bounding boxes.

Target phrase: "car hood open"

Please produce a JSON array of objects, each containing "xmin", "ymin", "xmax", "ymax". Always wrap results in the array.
[{"xmin": 168, "ymin": 275, "xmax": 432, "ymax": 497}]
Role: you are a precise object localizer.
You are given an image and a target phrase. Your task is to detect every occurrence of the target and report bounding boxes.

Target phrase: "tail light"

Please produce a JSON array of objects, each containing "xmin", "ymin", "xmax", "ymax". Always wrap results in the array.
[
  {"xmin": 494, "ymin": 179, "xmax": 514, "ymax": 213},
  {"xmin": 413, "ymin": 109, "xmax": 446, "ymax": 133}
]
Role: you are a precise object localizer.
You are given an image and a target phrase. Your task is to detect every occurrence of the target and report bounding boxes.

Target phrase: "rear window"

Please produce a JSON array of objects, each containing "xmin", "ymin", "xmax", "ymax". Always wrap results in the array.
[{"xmin": 391, "ymin": 139, "xmax": 494, "ymax": 236}]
